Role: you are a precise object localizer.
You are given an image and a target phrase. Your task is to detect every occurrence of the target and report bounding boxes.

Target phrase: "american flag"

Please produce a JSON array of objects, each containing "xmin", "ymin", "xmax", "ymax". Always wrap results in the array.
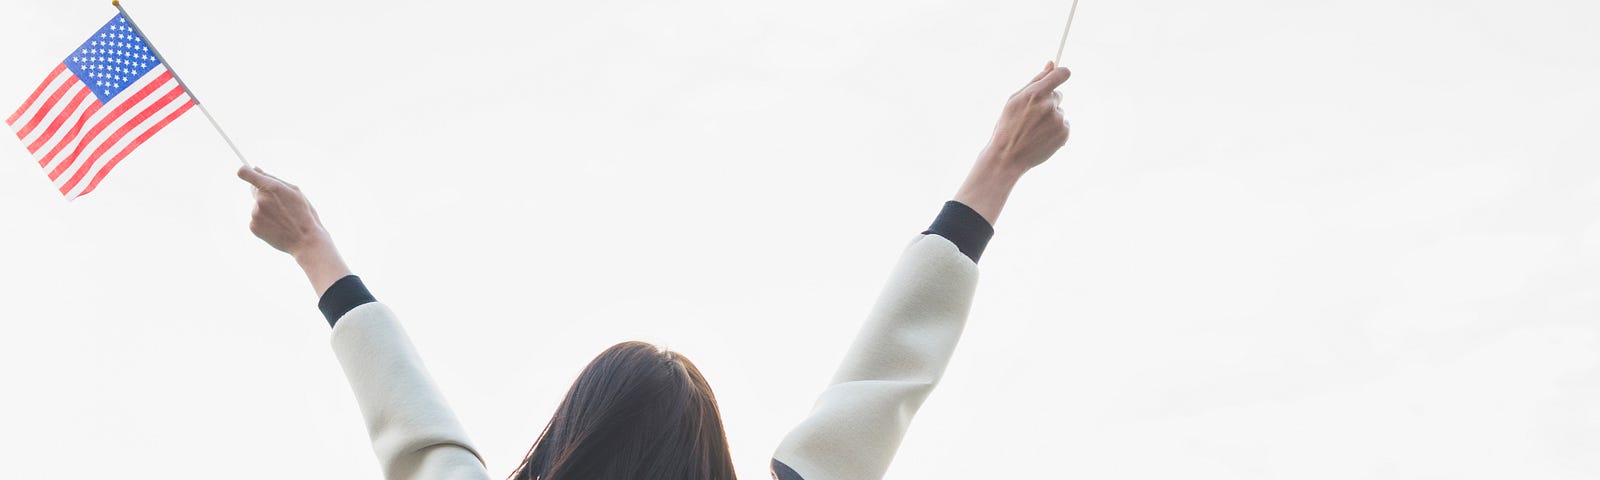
[{"xmin": 7, "ymin": 14, "xmax": 195, "ymax": 200}]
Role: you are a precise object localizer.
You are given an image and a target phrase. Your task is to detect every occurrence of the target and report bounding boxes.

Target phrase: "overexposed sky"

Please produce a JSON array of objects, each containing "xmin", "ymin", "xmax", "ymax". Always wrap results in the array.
[{"xmin": 2, "ymin": 0, "xmax": 1599, "ymax": 478}]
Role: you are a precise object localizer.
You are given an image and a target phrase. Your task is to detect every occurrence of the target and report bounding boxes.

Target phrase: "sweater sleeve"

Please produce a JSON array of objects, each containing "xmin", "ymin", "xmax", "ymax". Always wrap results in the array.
[
  {"xmin": 770, "ymin": 231, "xmax": 982, "ymax": 480},
  {"xmin": 329, "ymin": 302, "xmax": 493, "ymax": 480}
]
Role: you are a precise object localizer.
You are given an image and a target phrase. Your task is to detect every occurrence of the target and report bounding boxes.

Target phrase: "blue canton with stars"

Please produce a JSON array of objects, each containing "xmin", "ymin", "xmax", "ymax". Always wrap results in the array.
[{"xmin": 64, "ymin": 15, "xmax": 161, "ymax": 103}]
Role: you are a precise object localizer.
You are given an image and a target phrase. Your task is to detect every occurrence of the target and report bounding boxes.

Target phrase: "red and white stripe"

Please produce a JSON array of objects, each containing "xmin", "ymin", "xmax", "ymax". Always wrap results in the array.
[{"xmin": 7, "ymin": 63, "xmax": 194, "ymax": 200}]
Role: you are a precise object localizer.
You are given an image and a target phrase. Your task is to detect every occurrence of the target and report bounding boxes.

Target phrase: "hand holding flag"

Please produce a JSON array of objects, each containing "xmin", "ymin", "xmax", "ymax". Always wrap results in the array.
[
  {"xmin": 239, "ymin": 166, "xmax": 353, "ymax": 296},
  {"xmin": 989, "ymin": 63, "xmax": 1072, "ymax": 173}
]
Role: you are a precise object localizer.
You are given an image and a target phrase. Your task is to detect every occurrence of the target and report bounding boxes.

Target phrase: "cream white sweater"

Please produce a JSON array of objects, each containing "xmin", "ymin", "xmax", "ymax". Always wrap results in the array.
[{"xmin": 329, "ymin": 234, "xmax": 978, "ymax": 480}]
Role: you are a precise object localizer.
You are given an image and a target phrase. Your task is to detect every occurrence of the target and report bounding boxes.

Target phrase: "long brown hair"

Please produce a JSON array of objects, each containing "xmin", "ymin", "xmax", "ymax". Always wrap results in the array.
[{"xmin": 509, "ymin": 341, "xmax": 737, "ymax": 480}]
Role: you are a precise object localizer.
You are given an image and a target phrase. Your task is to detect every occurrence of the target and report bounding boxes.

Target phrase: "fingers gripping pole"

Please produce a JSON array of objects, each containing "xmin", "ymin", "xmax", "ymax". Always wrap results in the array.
[
  {"xmin": 113, "ymin": 0, "xmax": 251, "ymax": 167},
  {"xmin": 1053, "ymin": 0, "xmax": 1081, "ymax": 65}
]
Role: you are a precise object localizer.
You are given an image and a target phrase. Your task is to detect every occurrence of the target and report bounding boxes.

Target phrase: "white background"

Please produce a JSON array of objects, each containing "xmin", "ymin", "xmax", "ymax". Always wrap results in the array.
[{"xmin": 2, "ymin": 0, "xmax": 1598, "ymax": 478}]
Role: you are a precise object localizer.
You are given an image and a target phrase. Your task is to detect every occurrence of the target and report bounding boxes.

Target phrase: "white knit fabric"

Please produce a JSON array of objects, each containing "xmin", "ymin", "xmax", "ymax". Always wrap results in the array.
[
  {"xmin": 772, "ymin": 234, "xmax": 979, "ymax": 480},
  {"xmin": 331, "ymin": 303, "xmax": 492, "ymax": 480},
  {"xmin": 329, "ymin": 234, "xmax": 977, "ymax": 479}
]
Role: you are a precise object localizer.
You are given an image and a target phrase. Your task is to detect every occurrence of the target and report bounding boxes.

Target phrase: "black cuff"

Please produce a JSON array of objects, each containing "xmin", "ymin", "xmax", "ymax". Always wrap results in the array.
[
  {"xmin": 922, "ymin": 200, "xmax": 995, "ymax": 263},
  {"xmin": 317, "ymin": 275, "xmax": 377, "ymax": 328}
]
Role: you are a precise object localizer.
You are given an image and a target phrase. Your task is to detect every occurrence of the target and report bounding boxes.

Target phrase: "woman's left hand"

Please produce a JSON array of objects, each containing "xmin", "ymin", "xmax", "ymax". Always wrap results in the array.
[
  {"xmin": 238, "ymin": 166, "xmax": 350, "ymax": 296},
  {"xmin": 238, "ymin": 166, "xmax": 331, "ymax": 256}
]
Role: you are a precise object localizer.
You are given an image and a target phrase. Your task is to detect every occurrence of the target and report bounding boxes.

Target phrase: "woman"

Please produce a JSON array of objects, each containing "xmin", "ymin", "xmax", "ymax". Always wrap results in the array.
[{"xmin": 239, "ymin": 63, "xmax": 1073, "ymax": 480}]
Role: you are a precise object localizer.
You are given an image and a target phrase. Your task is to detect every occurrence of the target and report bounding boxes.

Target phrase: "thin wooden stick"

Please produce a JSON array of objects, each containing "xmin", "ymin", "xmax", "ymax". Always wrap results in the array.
[{"xmin": 1053, "ymin": 0, "xmax": 1081, "ymax": 64}]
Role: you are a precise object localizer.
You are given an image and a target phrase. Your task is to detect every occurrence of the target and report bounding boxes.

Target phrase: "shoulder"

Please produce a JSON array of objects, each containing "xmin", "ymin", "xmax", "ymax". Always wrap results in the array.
[{"xmin": 772, "ymin": 458, "xmax": 805, "ymax": 480}]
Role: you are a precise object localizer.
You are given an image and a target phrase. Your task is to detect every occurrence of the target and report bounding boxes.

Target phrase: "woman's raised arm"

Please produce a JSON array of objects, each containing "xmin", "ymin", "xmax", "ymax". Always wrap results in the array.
[
  {"xmin": 240, "ymin": 167, "xmax": 492, "ymax": 480},
  {"xmin": 772, "ymin": 63, "xmax": 1072, "ymax": 480}
]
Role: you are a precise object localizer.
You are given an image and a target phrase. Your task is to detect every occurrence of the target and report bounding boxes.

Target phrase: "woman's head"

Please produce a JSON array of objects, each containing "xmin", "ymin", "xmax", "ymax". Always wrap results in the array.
[{"xmin": 510, "ymin": 341, "xmax": 737, "ymax": 480}]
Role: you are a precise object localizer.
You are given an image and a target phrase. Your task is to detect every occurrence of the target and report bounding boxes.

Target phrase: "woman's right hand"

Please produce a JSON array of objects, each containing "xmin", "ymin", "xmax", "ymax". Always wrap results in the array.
[
  {"xmin": 981, "ymin": 62, "xmax": 1073, "ymax": 176},
  {"xmin": 953, "ymin": 62, "xmax": 1073, "ymax": 225}
]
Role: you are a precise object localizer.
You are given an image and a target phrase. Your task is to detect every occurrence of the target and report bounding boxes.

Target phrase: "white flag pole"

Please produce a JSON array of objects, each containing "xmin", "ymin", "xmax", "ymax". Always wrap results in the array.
[
  {"xmin": 1053, "ymin": 0, "xmax": 1081, "ymax": 65},
  {"xmin": 112, "ymin": 0, "xmax": 250, "ymax": 167}
]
